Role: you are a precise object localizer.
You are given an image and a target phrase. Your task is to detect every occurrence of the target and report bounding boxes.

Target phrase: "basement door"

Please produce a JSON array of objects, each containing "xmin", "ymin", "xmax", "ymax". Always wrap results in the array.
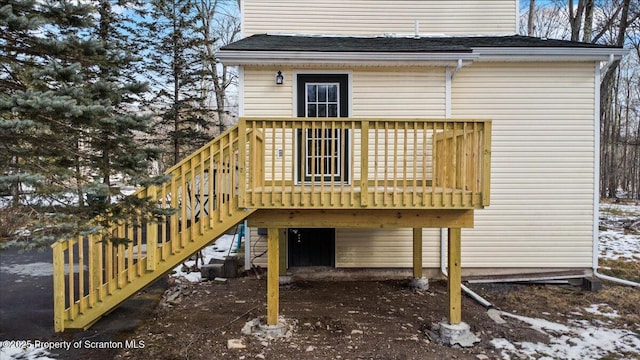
[
  {"xmin": 288, "ymin": 228, "xmax": 336, "ymax": 267},
  {"xmin": 288, "ymin": 74, "xmax": 348, "ymax": 267}
]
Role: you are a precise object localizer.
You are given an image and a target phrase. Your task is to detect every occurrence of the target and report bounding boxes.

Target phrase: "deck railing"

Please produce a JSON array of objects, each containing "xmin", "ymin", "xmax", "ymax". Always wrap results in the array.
[{"xmin": 239, "ymin": 117, "xmax": 491, "ymax": 209}]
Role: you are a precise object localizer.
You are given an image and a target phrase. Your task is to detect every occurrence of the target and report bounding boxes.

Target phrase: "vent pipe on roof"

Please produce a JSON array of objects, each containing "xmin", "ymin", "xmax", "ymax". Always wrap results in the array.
[{"xmin": 414, "ymin": 20, "xmax": 420, "ymax": 39}]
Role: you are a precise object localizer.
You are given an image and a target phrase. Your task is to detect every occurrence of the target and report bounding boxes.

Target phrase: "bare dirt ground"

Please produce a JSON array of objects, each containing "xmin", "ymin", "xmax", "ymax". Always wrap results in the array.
[{"xmin": 111, "ymin": 271, "xmax": 640, "ymax": 360}]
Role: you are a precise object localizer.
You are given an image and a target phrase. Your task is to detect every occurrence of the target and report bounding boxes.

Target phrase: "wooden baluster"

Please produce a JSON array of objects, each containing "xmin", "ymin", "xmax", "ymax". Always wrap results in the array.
[
  {"xmin": 208, "ymin": 143, "xmax": 215, "ymax": 227},
  {"xmin": 181, "ymin": 164, "xmax": 189, "ymax": 246},
  {"xmin": 88, "ymin": 234, "xmax": 96, "ymax": 308},
  {"xmin": 161, "ymin": 185, "xmax": 168, "ymax": 261},
  {"xmin": 393, "ymin": 121, "xmax": 399, "ymax": 206},
  {"xmin": 147, "ymin": 186, "xmax": 158, "ymax": 271},
  {"xmin": 384, "ymin": 121, "xmax": 389, "ymax": 207},
  {"xmin": 372, "ymin": 121, "xmax": 379, "ymax": 206},
  {"xmin": 432, "ymin": 122, "xmax": 440, "ymax": 207},
  {"xmin": 189, "ymin": 155, "xmax": 196, "ymax": 240},
  {"xmin": 97, "ymin": 235, "xmax": 105, "ymax": 301},
  {"xmin": 412, "ymin": 121, "xmax": 418, "ymax": 207},
  {"xmin": 270, "ymin": 121, "xmax": 276, "ymax": 207},
  {"xmin": 199, "ymin": 149, "xmax": 205, "ymax": 235},
  {"xmin": 78, "ymin": 235, "xmax": 85, "ymax": 314},
  {"xmin": 170, "ymin": 173, "xmax": 178, "ymax": 255},
  {"xmin": 68, "ymin": 239, "xmax": 76, "ymax": 320},
  {"xmin": 482, "ymin": 121, "xmax": 492, "ymax": 207},
  {"xmin": 330, "ymin": 120, "xmax": 336, "ymax": 206},
  {"xmin": 126, "ymin": 223, "xmax": 134, "ymax": 282},
  {"xmin": 360, "ymin": 120, "xmax": 369, "ymax": 207},
  {"xmin": 281, "ymin": 120, "xmax": 286, "ymax": 207},
  {"xmin": 402, "ymin": 121, "xmax": 408, "ymax": 206},
  {"xmin": 422, "ymin": 121, "xmax": 428, "ymax": 207}
]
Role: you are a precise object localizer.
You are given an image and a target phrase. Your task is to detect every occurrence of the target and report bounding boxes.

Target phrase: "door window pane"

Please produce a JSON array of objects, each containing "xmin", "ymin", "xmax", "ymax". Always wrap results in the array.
[{"xmin": 306, "ymin": 83, "xmax": 339, "ymax": 118}]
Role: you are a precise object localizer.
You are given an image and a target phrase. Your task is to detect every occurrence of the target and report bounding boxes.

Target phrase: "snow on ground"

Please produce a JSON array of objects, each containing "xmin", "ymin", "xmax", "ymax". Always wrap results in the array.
[
  {"xmin": 490, "ymin": 202, "xmax": 640, "ymax": 359},
  {"xmin": 491, "ymin": 310, "xmax": 640, "ymax": 360},
  {"xmin": 0, "ymin": 344, "xmax": 55, "ymax": 360},
  {"xmin": 170, "ymin": 233, "xmax": 242, "ymax": 283},
  {"xmin": 599, "ymin": 203, "xmax": 640, "ymax": 261}
]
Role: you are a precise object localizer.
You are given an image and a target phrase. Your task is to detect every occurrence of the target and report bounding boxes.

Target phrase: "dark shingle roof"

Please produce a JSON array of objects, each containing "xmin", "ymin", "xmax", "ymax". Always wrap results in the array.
[{"xmin": 221, "ymin": 34, "xmax": 622, "ymax": 53}]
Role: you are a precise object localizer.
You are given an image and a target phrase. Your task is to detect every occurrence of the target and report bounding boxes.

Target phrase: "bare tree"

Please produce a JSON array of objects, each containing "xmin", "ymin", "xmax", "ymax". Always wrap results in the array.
[
  {"xmin": 194, "ymin": 0, "xmax": 241, "ymax": 134},
  {"xmin": 528, "ymin": 0, "xmax": 536, "ymax": 35}
]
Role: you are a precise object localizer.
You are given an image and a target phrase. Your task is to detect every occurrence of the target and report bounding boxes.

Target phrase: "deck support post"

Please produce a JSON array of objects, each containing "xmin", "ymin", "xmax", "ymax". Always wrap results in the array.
[
  {"xmin": 412, "ymin": 228, "xmax": 423, "ymax": 279},
  {"xmin": 447, "ymin": 227, "xmax": 462, "ymax": 325},
  {"xmin": 267, "ymin": 227, "xmax": 280, "ymax": 325},
  {"xmin": 279, "ymin": 228, "xmax": 287, "ymax": 276}
]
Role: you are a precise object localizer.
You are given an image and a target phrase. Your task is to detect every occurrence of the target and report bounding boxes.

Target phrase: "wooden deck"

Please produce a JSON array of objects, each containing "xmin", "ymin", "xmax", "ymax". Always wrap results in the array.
[{"xmin": 51, "ymin": 117, "xmax": 491, "ymax": 332}]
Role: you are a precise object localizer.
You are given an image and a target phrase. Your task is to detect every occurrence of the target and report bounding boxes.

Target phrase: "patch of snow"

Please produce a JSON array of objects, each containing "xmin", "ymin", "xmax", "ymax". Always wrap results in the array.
[
  {"xmin": 0, "ymin": 262, "xmax": 86, "ymax": 277},
  {"xmin": 599, "ymin": 230, "xmax": 640, "ymax": 261},
  {"xmin": 0, "ymin": 344, "xmax": 55, "ymax": 360},
  {"xmin": 492, "ymin": 311, "xmax": 640, "ymax": 360},
  {"xmin": 170, "ymin": 234, "xmax": 242, "ymax": 283},
  {"xmin": 583, "ymin": 304, "xmax": 619, "ymax": 319},
  {"xmin": 599, "ymin": 203, "xmax": 640, "ymax": 261}
]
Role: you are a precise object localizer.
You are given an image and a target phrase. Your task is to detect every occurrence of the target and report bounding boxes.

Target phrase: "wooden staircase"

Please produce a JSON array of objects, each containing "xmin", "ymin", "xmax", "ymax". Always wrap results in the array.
[{"xmin": 52, "ymin": 125, "xmax": 254, "ymax": 332}]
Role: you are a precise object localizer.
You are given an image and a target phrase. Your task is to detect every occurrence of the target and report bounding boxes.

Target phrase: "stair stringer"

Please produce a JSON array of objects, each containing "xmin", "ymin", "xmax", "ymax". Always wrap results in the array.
[{"xmin": 60, "ymin": 208, "xmax": 256, "ymax": 331}]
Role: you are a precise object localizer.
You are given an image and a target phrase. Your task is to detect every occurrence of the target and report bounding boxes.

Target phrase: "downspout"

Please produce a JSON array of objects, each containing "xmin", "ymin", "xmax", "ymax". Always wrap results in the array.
[
  {"xmin": 592, "ymin": 59, "xmax": 639, "ymax": 287},
  {"xmin": 440, "ymin": 229, "xmax": 493, "ymax": 307},
  {"xmin": 442, "ymin": 59, "xmax": 493, "ymax": 308}
]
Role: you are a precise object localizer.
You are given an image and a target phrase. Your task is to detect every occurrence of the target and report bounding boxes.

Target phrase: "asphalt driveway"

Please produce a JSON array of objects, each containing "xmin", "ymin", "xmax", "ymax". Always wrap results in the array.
[{"xmin": 0, "ymin": 246, "xmax": 165, "ymax": 359}]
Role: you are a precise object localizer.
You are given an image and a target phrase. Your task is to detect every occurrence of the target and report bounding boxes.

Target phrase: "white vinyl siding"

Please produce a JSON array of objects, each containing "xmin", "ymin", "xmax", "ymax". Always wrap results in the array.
[
  {"xmin": 452, "ymin": 62, "xmax": 595, "ymax": 268},
  {"xmin": 243, "ymin": 67, "xmax": 293, "ymax": 117},
  {"xmin": 351, "ymin": 69, "xmax": 445, "ymax": 117},
  {"xmin": 336, "ymin": 228, "xmax": 441, "ymax": 267},
  {"xmin": 244, "ymin": 62, "xmax": 597, "ymax": 272},
  {"xmin": 242, "ymin": 67, "xmax": 446, "ymax": 117},
  {"xmin": 242, "ymin": 0, "xmax": 517, "ymax": 37}
]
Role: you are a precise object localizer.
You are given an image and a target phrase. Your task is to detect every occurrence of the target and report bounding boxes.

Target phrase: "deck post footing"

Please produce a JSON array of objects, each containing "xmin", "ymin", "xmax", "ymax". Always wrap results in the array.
[
  {"xmin": 409, "ymin": 277, "xmax": 429, "ymax": 291},
  {"xmin": 438, "ymin": 321, "xmax": 479, "ymax": 347},
  {"xmin": 242, "ymin": 317, "xmax": 289, "ymax": 339}
]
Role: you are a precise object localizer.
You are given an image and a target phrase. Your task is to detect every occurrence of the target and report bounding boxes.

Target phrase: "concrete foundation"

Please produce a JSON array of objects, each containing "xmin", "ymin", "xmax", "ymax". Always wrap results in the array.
[
  {"xmin": 241, "ymin": 316, "xmax": 292, "ymax": 340},
  {"xmin": 409, "ymin": 277, "xmax": 429, "ymax": 291},
  {"xmin": 438, "ymin": 321, "xmax": 480, "ymax": 347},
  {"xmin": 258, "ymin": 323, "xmax": 288, "ymax": 338},
  {"xmin": 279, "ymin": 275, "xmax": 294, "ymax": 285}
]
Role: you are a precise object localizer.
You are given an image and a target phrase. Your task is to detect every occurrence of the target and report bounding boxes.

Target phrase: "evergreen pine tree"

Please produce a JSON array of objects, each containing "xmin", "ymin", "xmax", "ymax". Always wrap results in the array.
[
  {"xmin": 0, "ymin": 0, "xmax": 166, "ymax": 247},
  {"xmin": 140, "ymin": 0, "xmax": 212, "ymax": 169}
]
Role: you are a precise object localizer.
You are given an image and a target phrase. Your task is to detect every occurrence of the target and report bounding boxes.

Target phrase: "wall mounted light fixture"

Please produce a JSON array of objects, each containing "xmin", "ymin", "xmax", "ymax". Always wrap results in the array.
[{"xmin": 275, "ymin": 71, "xmax": 284, "ymax": 85}]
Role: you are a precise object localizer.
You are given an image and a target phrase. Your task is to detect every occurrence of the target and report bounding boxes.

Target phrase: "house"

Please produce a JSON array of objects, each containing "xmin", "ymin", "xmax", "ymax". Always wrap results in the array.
[
  {"xmin": 219, "ymin": 0, "xmax": 628, "ymax": 278},
  {"xmin": 52, "ymin": 0, "xmax": 627, "ymax": 342}
]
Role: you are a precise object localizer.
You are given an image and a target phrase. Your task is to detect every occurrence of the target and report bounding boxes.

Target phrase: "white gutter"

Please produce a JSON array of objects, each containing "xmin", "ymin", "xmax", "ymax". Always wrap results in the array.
[
  {"xmin": 472, "ymin": 47, "xmax": 629, "ymax": 62},
  {"xmin": 592, "ymin": 62, "xmax": 639, "ymax": 288},
  {"xmin": 217, "ymin": 50, "xmax": 479, "ymax": 66}
]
